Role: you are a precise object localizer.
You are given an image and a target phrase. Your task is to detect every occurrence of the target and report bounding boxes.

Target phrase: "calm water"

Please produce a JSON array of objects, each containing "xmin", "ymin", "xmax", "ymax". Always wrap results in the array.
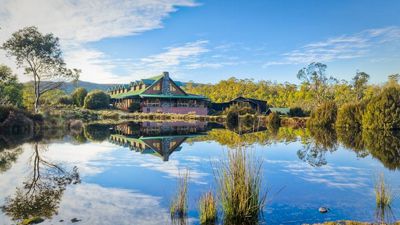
[{"xmin": 0, "ymin": 121, "xmax": 399, "ymax": 225}]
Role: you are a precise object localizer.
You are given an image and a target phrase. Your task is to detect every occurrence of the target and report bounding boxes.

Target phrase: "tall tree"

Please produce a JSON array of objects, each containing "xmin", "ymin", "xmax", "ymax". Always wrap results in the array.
[
  {"xmin": 352, "ymin": 71, "xmax": 370, "ymax": 101},
  {"xmin": 1, "ymin": 26, "xmax": 80, "ymax": 112},
  {"xmin": 297, "ymin": 62, "xmax": 336, "ymax": 105},
  {"xmin": 387, "ymin": 74, "xmax": 400, "ymax": 86}
]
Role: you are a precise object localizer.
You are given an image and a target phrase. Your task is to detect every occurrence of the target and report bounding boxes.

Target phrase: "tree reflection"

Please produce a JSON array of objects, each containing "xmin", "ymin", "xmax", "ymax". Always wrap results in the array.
[
  {"xmin": 0, "ymin": 147, "xmax": 23, "ymax": 173},
  {"xmin": 362, "ymin": 130, "xmax": 400, "ymax": 170},
  {"xmin": 297, "ymin": 127, "xmax": 338, "ymax": 167},
  {"xmin": 2, "ymin": 142, "xmax": 80, "ymax": 222},
  {"xmin": 336, "ymin": 127, "xmax": 368, "ymax": 158}
]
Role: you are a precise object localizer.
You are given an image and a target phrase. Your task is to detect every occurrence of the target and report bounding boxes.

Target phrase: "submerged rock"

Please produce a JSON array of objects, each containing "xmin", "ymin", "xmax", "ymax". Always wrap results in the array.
[
  {"xmin": 319, "ymin": 207, "xmax": 329, "ymax": 213},
  {"xmin": 71, "ymin": 218, "xmax": 81, "ymax": 223}
]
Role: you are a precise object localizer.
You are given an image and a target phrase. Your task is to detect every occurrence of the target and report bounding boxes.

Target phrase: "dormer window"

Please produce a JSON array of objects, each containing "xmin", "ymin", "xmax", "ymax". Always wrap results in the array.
[
  {"xmin": 153, "ymin": 84, "xmax": 160, "ymax": 91},
  {"xmin": 169, "ymin": 84, "xmax": 176, "ymax": 92}
]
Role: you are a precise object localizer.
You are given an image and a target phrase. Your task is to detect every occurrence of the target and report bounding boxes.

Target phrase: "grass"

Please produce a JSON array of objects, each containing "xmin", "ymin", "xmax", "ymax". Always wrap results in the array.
[
  {"xmin": 170, "ymin": 170, "xmax": 189, "ymax": 219},
  {"xmin": 375, "ymin": 173, "xmax": 393, "ymax": 224},
  {"xmin": 199, "ymin": 191, "xmax": 217, "ymax": 225},
  {"xmin": 214, "ymin": 148, "xmax": 266, "ymax": 224}
]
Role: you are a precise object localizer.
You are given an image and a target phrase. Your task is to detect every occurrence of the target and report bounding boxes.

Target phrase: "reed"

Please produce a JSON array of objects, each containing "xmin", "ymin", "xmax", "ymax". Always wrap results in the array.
[
  {"xmin": 170, "ymin": 170, "xmax": 189, "ymax": 219},
  {"xmin": 199, "ymin": 191, "xmax": 217, "ymax": 225},
  {"xmin": 214, "ymin": 148, "xmax": 266, "ymax": 224},
  {"xmin": 375, "ymin": 173, "xmax": 393, "ymax": 224}
]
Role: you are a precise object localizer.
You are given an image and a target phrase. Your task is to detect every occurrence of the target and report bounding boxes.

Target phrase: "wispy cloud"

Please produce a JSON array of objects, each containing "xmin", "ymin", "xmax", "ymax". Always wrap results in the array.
[
  {"xmin": 265, "ymin": 26, "xmax": 400, "ymax": 66},
  {"xmin": 0, "ymin": 0, "xmax": 198, "ymax": 83}
]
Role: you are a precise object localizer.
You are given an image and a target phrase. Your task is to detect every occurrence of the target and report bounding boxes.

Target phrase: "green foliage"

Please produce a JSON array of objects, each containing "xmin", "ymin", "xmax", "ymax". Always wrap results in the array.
[
  {"xmin": 336, "ymin": 102, "xmax": 363, "ymax": 129},
  {"xmin": 83, "ymin": 90, "xmax": 110, "ymax": 110},
  {"xmin": 2, "ymin": 26, "xmax": 80, "ymax": 112},
  {"xmin": 215, "ymin": 149, "xmax": 266, "ymax": 224},
  {"xmin": 199, "ymin": 191, "xmax": 217, "ymax": 225},
  {"xmin": 307, "ymin": 102, "xmax": 337, "ymax": 128},
  {"xmin": 128, "ymin": 102, "xmax": 141, "ymax": 112},
  {"xmin": 57, "ymin": 95, "xmax": 73, "ymax": 105},
  {"xmin": 226, "ymin": 111, "xmax": 239, "ymax": 130},
  {"xmin": 0, "ymin": 65, "xmax": 23, "ymax": 107},
  {"xmin": 267, "ymin": 112, "xmax": 281, "ymax": 128},
  {"xmin": 71, "ymin": 87, "xmax": 88, "ymax": 107},
  {"xmin": 362, "ymin": 86, "xmax": 400, "ymax": 130},
  {"xmin": 288, "ymin": 107, "xmax": 307, "ymax": 117},
  {"xmin": 22, "ymin": 84, "xmax": 66, "ymax": 111},
  {"xmin": 170, "ymin": 170, "xmax": 189, "ymax": 219},
  {"xmin": 352, "ymin": 71, "xmax": 370, "ymax": 101}
]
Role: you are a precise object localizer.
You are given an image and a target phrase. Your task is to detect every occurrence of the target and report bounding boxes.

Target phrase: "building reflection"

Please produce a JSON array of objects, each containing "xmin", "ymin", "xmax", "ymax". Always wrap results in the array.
[{"xmin": 109, "ymin": 121, "xmax": 208, "ymax": 161}]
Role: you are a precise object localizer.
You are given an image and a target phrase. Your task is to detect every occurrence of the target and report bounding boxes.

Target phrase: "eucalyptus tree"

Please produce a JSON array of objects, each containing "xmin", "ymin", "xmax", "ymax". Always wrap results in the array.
[
  {"xmin": 1, "ymin": 26, "xmax": 80, "ymax": 112},
  {"xmin": 352, "ymin": 71, "xmax": 370, "ymax": 101},
  {"xmin": 296, "ymin": 62, "xmax": 337, "ymax": 107}
]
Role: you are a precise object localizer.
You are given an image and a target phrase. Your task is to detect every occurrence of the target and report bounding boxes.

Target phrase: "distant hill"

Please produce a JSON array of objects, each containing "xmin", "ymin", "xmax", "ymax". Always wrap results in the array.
[
  {"xmin": 60, "ymin": 80, "xmax": 117, "ymax": 93},
  {"xmin": 24, "ymin": 80, "xmax": 117, "ymax": 94}
]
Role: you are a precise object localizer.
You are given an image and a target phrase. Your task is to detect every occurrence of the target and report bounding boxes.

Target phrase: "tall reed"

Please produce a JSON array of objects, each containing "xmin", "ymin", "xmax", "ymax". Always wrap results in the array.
[
  {"xmin": 199, "ymin": 191, "xmax": 217, "ymax": 224},
  {"xmin": 375, "ymin": 173, "xmax": 393, "ymax": 224},
  {"xmin": 214, "ymin": 148, "xmax": 266, "ymax": 224},
  {"xmin": 170, "ymin": 170, "xmax": 189, "ymax": 219}
]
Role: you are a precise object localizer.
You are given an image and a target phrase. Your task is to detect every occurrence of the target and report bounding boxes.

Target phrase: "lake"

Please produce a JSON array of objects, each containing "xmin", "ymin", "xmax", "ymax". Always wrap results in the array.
[{"xmin": 0, "ymin": 121, "xmax": 399, "ymax": 225}]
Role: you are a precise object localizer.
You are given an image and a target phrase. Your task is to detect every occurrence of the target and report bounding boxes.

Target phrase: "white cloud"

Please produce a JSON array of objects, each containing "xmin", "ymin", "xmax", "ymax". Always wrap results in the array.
[
  {"xmin": 0, "ymin": 0, "xmax": 198, "ymax": 83},
  {"xmin": 48, "ymin": 183, "xmax": 179, "ymax": 225},
  {"xmin": 265, "ymin": 26, "xmax": 400, "ymax": 66}
]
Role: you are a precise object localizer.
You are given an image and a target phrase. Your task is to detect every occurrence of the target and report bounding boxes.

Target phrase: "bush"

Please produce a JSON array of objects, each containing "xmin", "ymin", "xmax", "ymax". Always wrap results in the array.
[
  {"xmin": 226, "ymin": 111, "xmax": 239, "ymax": 129},
  {"xmin": 288, "ymin": 107, "xmax": 308, "ymax": 117},
  {"xmin": 336, "ymin": 102, "xmax": 363, "ymax": 129},
  {"xmin": 71, "ymin": 87, "xmax": 88, "ymax": 107},
  {"xmin": 57, "ymin": 95, "xmax": 73, "ymax": 105},
  {"xmin": 128, "ymin": 102, "xmax": 141, "ymax": 112},
  {"xmin": 83, "ymin": 90, "xmax": 110, "ymax": 110},
  {"xmin": 362, "ymin": 86, "xmax": 400, "ymax": 130},
  {"xmin": 267, "ymin": 112, "xmax": 281, "ymax": 128},
  {"xmin": 307, "ymin": 101, "xmax": 337, "ymax": 128}
]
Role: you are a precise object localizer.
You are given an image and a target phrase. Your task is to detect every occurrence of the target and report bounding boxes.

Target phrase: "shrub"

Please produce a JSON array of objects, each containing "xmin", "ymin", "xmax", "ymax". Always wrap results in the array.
[
  {"xmin": 83, "ymin": 90, "xmax": 110, "ymax": 110},
  {"xmin": 362, "ymin": 86, "xmax": 400, "ymax": 130},
  {"xmin": 215, "ymin": 149, "xmax": 266, "ymax": 224},
  {"xmin": 71, "ymin": 87, "xmax": 88, "ymax": 107},
  {"xmin": 267, "ymin": 112, "xmax": 281, "ymax": 128},
  {"xmin": 128, "ymin": 102, "xmax": 141, "ymax": 112},
  {"xmin": 288, "ymin": 107, "xmax": 307, "ymax": 117},
  {"xmin": 57, "ymin": 95, "xmax": 73, "ymax": 105},
  {"xmin": 199, "ymin": 191, "xmax": 217, "ymax": 225},
  {"xmin": 307, "ymin": 101, "xmax": 337, "ymax": 128},
  {"xmin": 335, "ymin": 102, "xmax": 363, "ymax": 129},
  {"xmin": 226, "ymin": 111, "xmax": 239, "ymax": 129}
]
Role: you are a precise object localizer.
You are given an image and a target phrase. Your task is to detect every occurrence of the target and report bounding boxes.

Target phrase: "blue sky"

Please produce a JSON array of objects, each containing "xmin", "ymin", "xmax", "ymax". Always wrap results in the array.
[{"xmin": 1, "ymin": 0, "xmax": 399, "ymax": 84}]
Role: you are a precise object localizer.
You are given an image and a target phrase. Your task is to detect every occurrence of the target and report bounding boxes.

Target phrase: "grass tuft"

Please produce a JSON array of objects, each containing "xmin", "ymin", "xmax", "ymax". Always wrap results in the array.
[
  {"xmin": 375, "ymin": 173, "xmax": 393, "ymax": 224},
  {"xmin": 214, "ymin": 148, "xmax": 266, "ymax": 224},
  {"xmin": 170, "ymin": 170, "xmax": 189, "ymax": 219},
  {"xmin": 199, "ymin": 191, "xmax": 217, "ymax": 225}
]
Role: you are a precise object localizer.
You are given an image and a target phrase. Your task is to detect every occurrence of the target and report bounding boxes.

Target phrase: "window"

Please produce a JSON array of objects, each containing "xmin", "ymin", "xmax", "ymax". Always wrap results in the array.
[
  {"xmin": 153, "ymin": 84, "xmax": 160, "ymax": 91},
  {"xmin": 169, "ymin": 84, "xmax": 176, "ymax": 92}
]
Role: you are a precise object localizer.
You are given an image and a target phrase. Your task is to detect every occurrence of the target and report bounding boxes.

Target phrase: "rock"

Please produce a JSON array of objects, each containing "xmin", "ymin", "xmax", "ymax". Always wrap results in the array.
[
  {"xmin": 71, "ymin": 218, "xmax": 81, "ymax": 223},
  {"xmin": 319, "ymin": 207, "xmax": 329, "ymax": 213}
]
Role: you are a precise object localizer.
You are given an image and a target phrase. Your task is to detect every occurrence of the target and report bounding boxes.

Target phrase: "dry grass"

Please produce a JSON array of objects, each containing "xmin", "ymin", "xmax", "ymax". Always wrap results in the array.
[
  {"xmin": 170, "ymin": 170, "xmax": 189, "ymax": 219},
  {"xmin": 199, "ymin": 191, "xmax": 217, "ymax": 225},
  {"xmin": 214, "ymin": 148, "xmax": 266, "ymax": 224}
]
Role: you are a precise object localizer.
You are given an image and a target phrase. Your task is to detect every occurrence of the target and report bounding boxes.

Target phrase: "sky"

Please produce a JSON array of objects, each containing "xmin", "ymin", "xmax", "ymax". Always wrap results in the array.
[{"xmin": 0, "ymin": 0, "xmax": 399, "ymax": 84}]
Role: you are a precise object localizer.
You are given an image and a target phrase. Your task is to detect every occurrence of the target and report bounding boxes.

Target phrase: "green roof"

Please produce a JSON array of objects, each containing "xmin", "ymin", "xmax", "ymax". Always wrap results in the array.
[
  {"xmin": 269, "ymin": 107, "xmax": 290, "ymax": 114},
  {"xmin": 109, "ymin": 72, "xmax": 207, "ymax": 100}
]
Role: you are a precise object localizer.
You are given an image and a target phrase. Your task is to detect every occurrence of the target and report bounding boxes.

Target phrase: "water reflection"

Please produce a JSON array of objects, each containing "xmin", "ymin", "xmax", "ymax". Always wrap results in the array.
[
  {"xmin": 1, "ymin": 142, "xmax": 80, "ymax": 223},
  {"xmin": 0, "ymin": 122, "xmax": 400, "ymax": 224},
  {"xmin": 109, "ymin": 121, "xmax": 208, "ymax": 161}
]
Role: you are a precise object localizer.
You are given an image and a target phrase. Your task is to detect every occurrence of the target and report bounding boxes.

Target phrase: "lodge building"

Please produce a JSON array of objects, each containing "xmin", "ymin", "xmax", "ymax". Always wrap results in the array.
[{"xmin": 108, "ymin": 72, "xmax": 209, "ymax": 115}]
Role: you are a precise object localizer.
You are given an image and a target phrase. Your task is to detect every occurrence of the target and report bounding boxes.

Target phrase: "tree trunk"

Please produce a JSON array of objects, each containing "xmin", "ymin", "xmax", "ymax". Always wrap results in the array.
[{"xmin": 34, "ymin": 76, "xmax": 40, "ymax": 113}]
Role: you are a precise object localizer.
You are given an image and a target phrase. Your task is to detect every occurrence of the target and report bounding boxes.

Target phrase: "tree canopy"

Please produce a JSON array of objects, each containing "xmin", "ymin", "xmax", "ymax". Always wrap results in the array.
[{"xmin": 1, "ymin": 26, "xmax": 80, "ymax": 112}]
